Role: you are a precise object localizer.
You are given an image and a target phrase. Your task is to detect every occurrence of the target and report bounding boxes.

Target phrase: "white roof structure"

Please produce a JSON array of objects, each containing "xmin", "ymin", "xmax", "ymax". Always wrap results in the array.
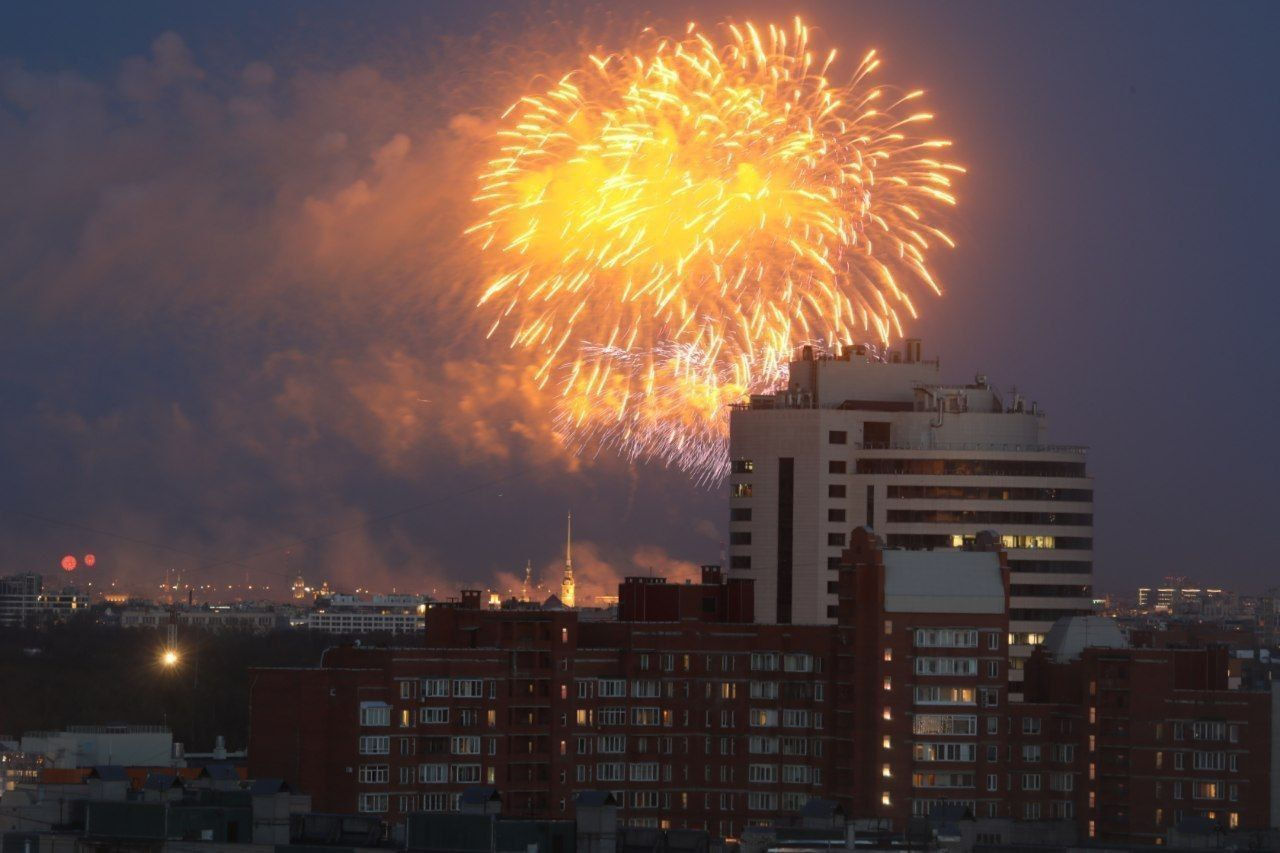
[
  {"xmin": 881, "ymin": 551, "xmax": 1004, "ymax": 614},
  {"xmin": 1042, "ymin": 615, "xmax": 1128, "ymax": 662}
]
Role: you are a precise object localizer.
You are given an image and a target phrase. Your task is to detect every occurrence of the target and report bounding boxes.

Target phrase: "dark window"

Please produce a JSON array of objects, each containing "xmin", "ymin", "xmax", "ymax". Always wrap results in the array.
[
  {"xmin": 776, "ymin": 458, "xmax": 795, "ymax": 624},
  {"xmin": 826, "ymin": 581, "xmax": 839, "ymax": 594},
  {"xmin": 866, "ymin": 485, "xmax": 876, "ymax": 529},
  {"xmin": 886, "ymin": 509, "xmax": 1093, "ymax": 526},
  {"xmin": 826, "ymin": 605, "xmax": 839, "ymax": 619},
  {"xmin": 730, "ymin": 507, "xmax": 752, "ymax": 522},
  {"xmin": 863, "ymin": 421, "xmax": 891, "ymax": 446},
  {"xmin": 828, "ymin": 460, "xmax": 846, "ymax": 474},
  {"xmin": 827, "ymin": 557, "xmax": 841, "ymax": 571},
  {"xmin": 729, "ymin": 531, "xmax": 751, "ymax": 546},
  {"xmin": 730, "ymin": 555, "xmax": 751, "ymax": 570},
  {"xmin": 1008, "ymin": 560, "xmax": 1093, "ymax": 575},
  {"xmin": 858, "ymin": 458, "xmax": 1087, "ymax": 478},
  {"xmin": 828, "ymin": 484, "xmax": 846, "ymax": 499},
  {"xmin": 828, "ymin": 430, "xmax": 847, "ymax": 444},
  {"xmin": 827, "ymin": 533, "xmax": 846, "ymax": 547},
  {"xmin": 828, "ymin": 508, "xmax": 846, "ymax": 523},
  {"xmin": 886, "ymin": 485, "xmax": 1093, "ymax": 502},
  {"xmin": 731, "ymin": 459, "xmax": 754, "ymax": 474}
]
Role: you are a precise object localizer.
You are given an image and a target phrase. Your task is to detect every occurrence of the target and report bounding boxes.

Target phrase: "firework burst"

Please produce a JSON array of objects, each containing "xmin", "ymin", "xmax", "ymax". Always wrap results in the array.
[{"xmin": 468, "ymin": 17, "xmax": 962, "ymax": 480}]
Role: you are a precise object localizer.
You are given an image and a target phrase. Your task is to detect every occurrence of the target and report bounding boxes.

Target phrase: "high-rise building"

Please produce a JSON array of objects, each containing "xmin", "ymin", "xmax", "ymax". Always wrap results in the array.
[{"xmin": 727, "ymin": 342, "xmax": 1093, "ymax": 697}]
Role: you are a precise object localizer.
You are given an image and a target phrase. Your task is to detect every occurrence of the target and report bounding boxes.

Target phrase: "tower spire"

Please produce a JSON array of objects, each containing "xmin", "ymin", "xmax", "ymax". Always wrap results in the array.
[
  {"xmin": 522, "ymin": 559, "xmax": 532, "ymax": 603},
  {"xmin": 561, "ymin": 511, "xmax": 576, "ymax": 608}
]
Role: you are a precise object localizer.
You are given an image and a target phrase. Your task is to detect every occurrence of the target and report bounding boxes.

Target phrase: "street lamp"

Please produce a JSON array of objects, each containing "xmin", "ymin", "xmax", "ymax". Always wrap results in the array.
[{"xmin": 160, "ymin": 648, "xmax": 180, "ymax": 668}]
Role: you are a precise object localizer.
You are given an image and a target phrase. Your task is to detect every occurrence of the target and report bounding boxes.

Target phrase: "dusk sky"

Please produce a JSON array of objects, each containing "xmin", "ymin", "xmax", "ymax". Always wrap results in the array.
[{"xmin": 2, "ymin": 0, "xmax": 1277, "ymax": 599}]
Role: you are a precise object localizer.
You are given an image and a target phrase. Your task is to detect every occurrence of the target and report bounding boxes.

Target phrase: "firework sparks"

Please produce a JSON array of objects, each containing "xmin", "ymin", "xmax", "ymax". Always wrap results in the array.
[{"xmin": 469, "ymin": 17, "xmax": 962, "ymax": 480}]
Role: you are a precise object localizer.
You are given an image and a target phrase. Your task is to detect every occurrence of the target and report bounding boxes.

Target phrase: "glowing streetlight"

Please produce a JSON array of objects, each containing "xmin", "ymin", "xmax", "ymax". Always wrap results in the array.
[{"xmin": 160, "ymin": 648, "xmax": 180, "ymax": 668}]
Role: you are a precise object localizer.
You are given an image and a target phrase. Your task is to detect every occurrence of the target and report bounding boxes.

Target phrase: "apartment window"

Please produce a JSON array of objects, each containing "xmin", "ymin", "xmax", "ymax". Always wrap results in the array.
[
  {"xmin": 731, "ymin": 507, "xmax": 752, "ymax": 522},
  {"xmin": 782, "ymin": 709, "xmax": 810, "ymax": 728},
  {"xmin": 1174, "ymin": 722, "xmax": 1185, "ymax": 740},
  {"xmin": 783, "ymin": 653, "xmax": 812, "ymax": 672},
  {"xmin": 828, "ymin": 460, "xmax": 846, "ymax": 474},
  {"xmin": 1194, "ymin": 751, "xmax": 1226, "ymax": 771},
  {"xmin": 451, "ymin": 736, "xmax": 480, "ymax": 755},
  {"xmin": 1022, "ymin": 745, "xmax": 1042, "ymax": 763},
  {"xmin": 750, "ymin": 681, "xmax": 778, "ymax": 699},
  {"xmin": 915, "ymin": 656, "xmax": 977, "ymax": 676},
  {"xmin": 731, "ymin": 482, "xmax": 753, "ymax": 498},
  {"xmin": 1193, "ymin": 721, "xmax": 1226, "ymax": 741},
  {"xmin": 1022, "ymin": 773, "xmax": 1042, "ymax": 791},
  {"xmin": 359, "ymin": 704, "xmax": 390, "ymax": 727},
  {"xmin": 419, "ymin": 707, "xmax": 448, "ymax": 724},
  {"xmin": 453, "ymin": 679, "xmax": 483, "ymax": 698},
  {"xmin": 1175, "ymin": 752, "xmax": 1185, "ymax": 770},
  {"xmin": 987, "ymin": 633, "xmax": 1000, "ymax": 650},
  {"xmin": 1194, "ymin": 781, "xmax": 1222, "ymax": 800},
  {"xmin": 750, "ymin": 709, "xmax": 779, "ymax": 727},
  {"xmin": 731, "ymin": 459, "xmax": 754, "ymax": 473},
  {"xmin": 912, "ymin": 715, "xmax": 977, "ymax": 736},
  {"xmin": 827, "ymin": 533, "xmax": 846, "ymax": 547},
  {"xmin": 986, "ymin": 774, "xmax": 998, "ymax": 792},
  {"xmin": 829, "ymin": 430, "xmax": 847, "ymax": 444},
  {"xmin": 630, "ymin": 762, "xmax": 660, "ymax": 782},
  {"xmin": 633, "ymin": 791, "xmax": 660, "ymax": 809},
  {"xmin": 750, "ymin": 652, "xmax": 779, "ymax": 671},
  {"xmin": 829, "ymin": 484, "xmax": 846, "ymax": 499},
  {"xmin": 914, "ymin": 742, "xmax": 977, "ymax": 762},
  {"xmin": 730, "ymin": 531, "xmax": 752, "ymax": 546},
  {"xmin": 748, "ymin": 792, "xmax": 777, "ymax": 811},
  {"xmin": 357, "ymin": 764, "xmax": 388, "ymax": 784},
  {"xmin": 598, "ymin": 678, "xmax": 626, "ymax": 697},
  {"xmin": 633, "ymin": 679, "xmax": 660, "ymax": 698},
  {"xmin": 358, "ymin": 736, "xmax": 389, "ymax": 755},
  {"xmin": 1022, "ymin": 717, "xmax": 1042, "ymax": 735},
  {"xmin": 828, "ymin": 508, "xmax": 846, "ymax": 523},
  {"xmin": 748, "ymin": 764, "xmax": 777, "ymax": 783},
  {"xmin": 749, "ymin": 736, "xmax": 779, "ymax": 754},
  {"xmin": 987, "ymin": 717, "xmax": 999, "ymax": 735},
  {"xmin": 914, "ymin": 686, "xmax": 975, "ymax": 705},
  {"xmin": 418, "ymin": 763, "xmax": 447, "ymax": 783},
  {"xmin": 358, "ymin": 794, "xmax": 388, "ymax": 814},
  {"xmin": 1024, "ymin": 803, "xmax": 1042, "ymax": 820},
  {"xmin": 986, "ymin": 660, "xmax": 1000, "ymax": 678},
  {"xmin": 914, "ymin": 628, "xmax": 978, "ymax": 648},
  {"xmin": 598, "ymin": 735, "xmax": 626, "ymax": 753},
  {"xmin": 453, "ymin": 764, "xmax": 481, "ymax": 783},
  {"xmin": 399, "ymin": 680, "xmax": 415, "ymax": 700}
]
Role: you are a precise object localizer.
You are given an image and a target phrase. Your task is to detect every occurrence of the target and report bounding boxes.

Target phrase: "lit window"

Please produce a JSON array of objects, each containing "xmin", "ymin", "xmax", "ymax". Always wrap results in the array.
[{"xmin": 881, "ymin": 792, "xmax": 891, "ymax": 806}]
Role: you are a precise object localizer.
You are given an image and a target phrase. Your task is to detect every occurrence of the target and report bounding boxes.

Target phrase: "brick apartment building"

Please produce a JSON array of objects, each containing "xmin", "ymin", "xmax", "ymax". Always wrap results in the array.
[
  {"xmin": 248, "ymin": 529, "xmax": 1276, "ymax": 845},
  {"xmin": 250, "ymin": 529, "xmax": 1009, "ymax": 836},
  {"xmin": 1006, "ymin": 619, "xmax": 1278, "ymax": 843}
]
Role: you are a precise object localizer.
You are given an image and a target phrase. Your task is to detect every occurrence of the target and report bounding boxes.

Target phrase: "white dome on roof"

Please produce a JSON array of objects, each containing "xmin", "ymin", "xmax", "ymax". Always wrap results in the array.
[{"xmin": 1042, "ymin": 616, "xmax": 1127, "ymax": 662}]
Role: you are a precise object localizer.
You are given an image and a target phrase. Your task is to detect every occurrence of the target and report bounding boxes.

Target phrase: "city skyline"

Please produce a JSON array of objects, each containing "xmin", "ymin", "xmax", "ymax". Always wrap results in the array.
[{"xmin": 2, "ymin": 1, "xmax": 1278, "ymax": 599}]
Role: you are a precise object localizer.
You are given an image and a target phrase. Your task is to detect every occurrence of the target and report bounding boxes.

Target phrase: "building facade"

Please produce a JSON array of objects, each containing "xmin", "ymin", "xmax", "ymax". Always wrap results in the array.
[
  {"xmin": 727, "ymin": 342, "xmax": 1093, "ymax": 697},
  {"xmin": 250, "ymin": 531, "xmax": 1015, "ymax": 836}
]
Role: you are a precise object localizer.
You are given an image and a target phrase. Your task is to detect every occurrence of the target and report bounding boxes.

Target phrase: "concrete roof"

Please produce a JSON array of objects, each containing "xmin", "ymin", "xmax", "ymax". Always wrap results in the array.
[
  {"xmin": 882, "ymin": 550, "xmax": 1003, "ymax": 613},
  {"xmin": 1043, "ymin": 616, "xmax": 1127, "ymax": 661}
]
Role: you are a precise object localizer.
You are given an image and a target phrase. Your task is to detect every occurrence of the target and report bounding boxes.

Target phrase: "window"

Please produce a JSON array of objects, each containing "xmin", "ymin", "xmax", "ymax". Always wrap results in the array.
[
  {"xmin": 453, "ymin": 764, "xmax": 481, "ymax": 783},
  {"xmin": 399, "ymin": 680, "xmax": 415, "ymax": 700},
  {"xmin": 828, "ymin": 460, "xmax": 846, "ymax": 474},
  {"xmin": 1193, "ymin": 721, "xmax": 1226, "ymax": 741},
  {"xmin": 419, "ymin": 707, "xmax": 448, "ymax": 724},
  {"xmin": 357, "ymin": 764, "xmax": 388, "ymax": 784},
  {"xmin": 914, "ymin": 628, "xmax": 978, "ymax": 648},
  {"xmin": 751, "ymin": 709, "xmax": 779, "ymax": 727},
  {"xmin": 630, "ymin": 762, "xmax": 659, "ymax": 781},
  {"xmin": 632, "ymin": 707, "xmax": 661, "ymax": 726},
  {"xmin": 750, "ymin": 681, "xmax": 778, "ymax": 699},
  {"xmin": 829, "ymin": 484, "xmax": 846, "ymax": 498},
  {"xmin": 827, "ymin": 533, "xmax": 846, "ymax": 547},
  {"xmin": 358, "ymin": 736, "xmax": 389, "ymax": 755},
  {"xmin": 730, "ymin": 507, "xmax": 752, "ymax": 522},
  {"xmin": 358, "ymin": 793, "xmax": 388, "ymax": 813},
  {"xmin": 829, "ymin": 430, "xmax": 847, "ymax": 444},
  {"xmin": 913, "ymin": 742, "xmax": 977, "ymax": 762},
  {"xmin": 1022, "ymin": 717, "xmax": 1042, "ymax": 735},
  {"xmin": 1194, "ymin": 781, "xmax": 1222, "ymax": 800},
  {"xmin": 912, "ymin": 715, "xmax": 977, "ymax": 736},
  {"xmin": 1023, "ymin": 802, "xmax": 1042, "ymax": 820},
  {"xmin": 749, "ymin": 764, "xmax": 777, "ymax": 783},
  {"xmin": 781, "ymin": 736, "xmax": 808, "ymax": 755},
  {"xmin": 782, "ymin": 709, "xmax": 810, "ymax": 728},
  {"xmin": 633, "ymin": 680, "xmax": 660, "ymax": 698},
  {"xmin": 748, "ymin": 792, "xmax": 778, "ymax": 811},
  {"xmin": 1194, "ymin": 752, "xmax": 1226, "ymax": 771},
  {"xmin": 1022, "ymin": 773, "xmax": 1042, "ymax": 791},
  {"xmin": 419, "ymin": 763, "xmax": 447, "ymax": 783},
  {"xmin": 987, "ymin": 633, "xmax": 1000, "ymax": 650},
  {"xmin": 1022, "ymin": 745, "xmax": 1042, "ymax": 763},
  {"xmin": 729, "ymin": 531, "xmax": 751, "ymax": 546},
  {"xmin": 731, "ymin": 483, "xmax": 753, "ymax": 498},
  {"xmin": 986, "ymin": 660, "xmax": 1000, "ymax": 678},
  {"xmin": 914, "ymin": 686, "xmax": 975, "ymax": 705},
  {"xmin": 731, "ymin": 459, "xmax": 754, "ymax": 473},
  {"xmin": 986, "ymin": 774, "xmax": 998, "ymax": 791},
  {"xmin": 1050, "ymin": 772, "xmax": 1074, "ymax": 792},
  {"xmin": 597, "ymin": 762, "xmax": 624, "ymax": 781},
  {"xmin": 915, "ymin": 657, "xmax": 977, "ymax": 676},
  {"xmin": 749, "ymin": 736, "xmax": 779, "ymax": 754},
  {"xmin": 599, "ymin": 735, "xmax": 626, "ymax": 753},
  {"xmin": 633, "ymin": 791, "xmax": 660, "ymax": 809},
  {"xmin": 783, "ymin": 653, "xmax": 812, "ymax": 672},
  {"xmin": 359, "ymin": 704, "xmax": 390, "ymax": 727},
  {"xmin": 782, "ymin": 765, "xmax": 811, "ymax": 784},
  {"xmin": 451, "ymin": 736, "xmax": 480, "ymax": 755},
  {"xmin": 598, "ymin": 678, "xmax": 626, "ymax": 697},
  {"xmin": 911, "ymin": 772, "xmax": 975, "ymax": 789},
  {"xmin": 750, "ymin": 652, "xmax": 779, "ymax": 671},
  {"xmin": 452, "ymin": 679, "xmax": 483, "ymax": 698},
  {"xmin": 1175, "ymin": 752, "xmax": 1185, "ymax": 770}
]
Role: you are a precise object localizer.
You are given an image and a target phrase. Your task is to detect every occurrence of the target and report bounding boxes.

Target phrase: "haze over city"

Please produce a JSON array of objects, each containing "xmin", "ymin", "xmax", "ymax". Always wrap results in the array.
[{"xmin": 1, "ymin": 0, "xmax": 1277, "ymax": 602}]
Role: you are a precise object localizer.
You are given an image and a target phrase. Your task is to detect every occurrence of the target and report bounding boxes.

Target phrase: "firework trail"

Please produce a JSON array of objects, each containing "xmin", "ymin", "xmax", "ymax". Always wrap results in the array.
[{"xmin": 468, "ymin": 17, "xmax": 962, "ymax": 480}]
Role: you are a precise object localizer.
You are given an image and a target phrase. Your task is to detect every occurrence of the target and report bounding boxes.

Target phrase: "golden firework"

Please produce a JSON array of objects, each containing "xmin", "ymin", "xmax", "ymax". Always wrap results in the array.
[{"xmin": 469, "ymin": 17, "xmax": 962, "ymax": 479}]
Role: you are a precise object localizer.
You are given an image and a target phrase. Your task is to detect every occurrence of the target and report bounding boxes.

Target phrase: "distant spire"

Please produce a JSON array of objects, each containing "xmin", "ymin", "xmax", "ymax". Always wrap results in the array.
[
  {"xmin": 522, "ymin": 560, "xmax": 532, "ymax": 603},
  {"xmin": 561, "ymin": 511, "xmax": 576, "ymax": 608}
]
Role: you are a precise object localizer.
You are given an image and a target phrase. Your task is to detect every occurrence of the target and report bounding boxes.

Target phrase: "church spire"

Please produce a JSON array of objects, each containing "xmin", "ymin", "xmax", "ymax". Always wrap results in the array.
[{"xmin": 560, "ymin": 511, "xmax": 576, "ymax": 608}]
